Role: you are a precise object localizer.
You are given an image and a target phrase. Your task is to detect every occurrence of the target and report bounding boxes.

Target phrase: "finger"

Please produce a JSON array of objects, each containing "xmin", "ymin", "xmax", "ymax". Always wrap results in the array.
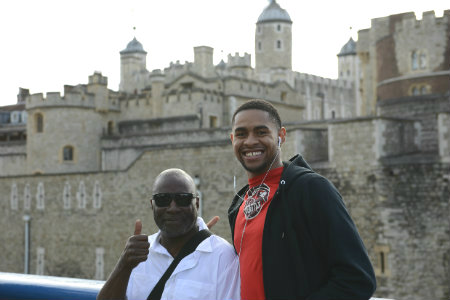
[
  {"xmin": 134, "ymin": 219, "xmax": 142, "ymax": 235},
  {"xmin": 206, "ymin": 216, "xmax": 220, "ymax": 229}
]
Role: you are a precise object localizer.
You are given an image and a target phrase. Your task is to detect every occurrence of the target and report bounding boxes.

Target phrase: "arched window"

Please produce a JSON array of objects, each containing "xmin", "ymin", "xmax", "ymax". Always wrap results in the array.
[
  {"xmin": 35, "ymin": 113, "xmax": 44, "ymax": 133},
  {"xmin": 419, "ymin": 53, "xmax": 427, "ymax": 69},
  {"xmin": 412, "ymin": 86, "xmax": 419, "ymax": 96},
  {"xmin": 421, "ymin": 85, "xmax": 428, "ymax": 95},
  {"xmin": 277, "ymin": 40, "xmax": 282, "ymax": 49},
  {"xmin": 411, "ymin": 51, "xmax": 418, "ymax": 70},
  {"xmin": 63, "ymin": 145, "xmax": 74, "ymax": 161},
  {"xmin": 277, "ymin": 24, "xmax": 281, "ymax": 32}
]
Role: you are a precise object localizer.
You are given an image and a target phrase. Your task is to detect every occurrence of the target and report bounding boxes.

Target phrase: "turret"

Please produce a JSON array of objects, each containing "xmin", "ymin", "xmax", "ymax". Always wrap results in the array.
[
  {"xmin": 119, "ymin": 37, "xmax": 148, "ymax": 94},
  {"xmin": 255, "ymin": 0, "xmax": 292, "ymax": 72}
]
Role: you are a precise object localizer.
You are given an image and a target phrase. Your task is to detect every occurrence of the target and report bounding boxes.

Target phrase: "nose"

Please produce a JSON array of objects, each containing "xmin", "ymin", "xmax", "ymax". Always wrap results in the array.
[
  {"xmin": 243, "ymin": 133, "xmax": 258, "ymax": 146},
  {"xmin": 166, "ymin": 199, "xmax": 180, "ymax": 213}
]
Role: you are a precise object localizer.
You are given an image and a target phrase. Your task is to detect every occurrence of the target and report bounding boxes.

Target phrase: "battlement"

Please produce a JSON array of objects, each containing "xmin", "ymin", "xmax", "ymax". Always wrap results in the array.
[
  {"xmin": 164, "ymin": 61, "xmax": 194, "ymax": 80},
  {"xmin": 227, "ymin": 52, "xmax": 252, "ymax": 68},
  {"xmin": 88, "ymin": 72, "xmax": 108, "ymax": 85},
  {"xmin": 26, "ymin": 92, "xmax": 95, "ymax": 109}
]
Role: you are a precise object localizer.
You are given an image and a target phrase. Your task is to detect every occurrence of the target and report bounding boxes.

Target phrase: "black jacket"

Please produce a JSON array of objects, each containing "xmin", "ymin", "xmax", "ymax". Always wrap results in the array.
[{"xmin": 228, "ymin": 155, "xmax": 376, "ymax": 300}]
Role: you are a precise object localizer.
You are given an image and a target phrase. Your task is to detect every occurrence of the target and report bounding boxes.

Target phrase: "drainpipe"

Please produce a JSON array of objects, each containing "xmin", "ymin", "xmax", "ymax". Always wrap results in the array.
[{"xmin": 23, "ymin": 215, "xmax": 31, "ymax": 274}]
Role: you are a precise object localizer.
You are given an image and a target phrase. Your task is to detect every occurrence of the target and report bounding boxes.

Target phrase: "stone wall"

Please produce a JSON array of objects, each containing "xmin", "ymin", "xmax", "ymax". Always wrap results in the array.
[{"xmin": 378, "ymin": 94, "xmax": 449, "ymax": 153}]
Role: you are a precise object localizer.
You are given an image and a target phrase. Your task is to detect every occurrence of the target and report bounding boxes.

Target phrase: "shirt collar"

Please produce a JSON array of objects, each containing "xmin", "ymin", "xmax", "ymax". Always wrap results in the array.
[{"xmin": 149, "ymin": 217, "xmax": 212, "ymax": 255}]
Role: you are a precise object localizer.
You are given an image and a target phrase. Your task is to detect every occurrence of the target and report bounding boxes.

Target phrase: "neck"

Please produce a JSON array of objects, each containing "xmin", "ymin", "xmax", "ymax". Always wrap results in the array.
[
  {"xmin": 247, "ymin": 157, "xmax": 283, "ymax": 179},
  {"xmin": 160, "ymin": 225, "xmax": 199, "ymax": 257}
]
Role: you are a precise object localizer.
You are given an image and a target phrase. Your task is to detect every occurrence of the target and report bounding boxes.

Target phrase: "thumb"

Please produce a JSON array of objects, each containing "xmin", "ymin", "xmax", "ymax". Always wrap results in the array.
[{"xmin": 134, "ymin": 219, "xmax": 142, "ymax": 235}]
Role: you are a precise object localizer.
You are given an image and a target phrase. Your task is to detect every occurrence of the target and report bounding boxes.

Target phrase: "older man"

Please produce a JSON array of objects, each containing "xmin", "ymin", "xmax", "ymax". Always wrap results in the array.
[{"xmin": 97, "ymin": 168, "xmax": 240, "ymax": 300}]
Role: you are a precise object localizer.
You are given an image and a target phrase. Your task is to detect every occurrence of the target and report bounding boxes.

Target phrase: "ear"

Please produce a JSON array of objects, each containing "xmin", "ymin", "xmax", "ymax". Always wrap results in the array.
[
  {"xmin": 230, "ymin": 133, "xmax": 234, "ymax": 143},
  {"xmin": 278, "ymin": 127, "xmax": 287, "ymax": 144},
  {"xmin": 195, "ymin": 197, "xmax": 199, "ymax": 210},
  {"xmin": 150, "ymin": 199, "xmax": 154, "ymax": 210}
]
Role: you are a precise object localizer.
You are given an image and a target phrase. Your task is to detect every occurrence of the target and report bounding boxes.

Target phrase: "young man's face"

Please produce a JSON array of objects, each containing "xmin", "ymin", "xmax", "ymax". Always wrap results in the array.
[{"xmin": 231, "ymin": 109, "xmax": 285, "ymax": 178}]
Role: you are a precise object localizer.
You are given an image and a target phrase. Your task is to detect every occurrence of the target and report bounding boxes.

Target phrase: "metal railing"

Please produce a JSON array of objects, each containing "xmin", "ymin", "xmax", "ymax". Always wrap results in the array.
[{"xmin": 0, "ymin": 272, "xmax": 394, "ymax": 300}]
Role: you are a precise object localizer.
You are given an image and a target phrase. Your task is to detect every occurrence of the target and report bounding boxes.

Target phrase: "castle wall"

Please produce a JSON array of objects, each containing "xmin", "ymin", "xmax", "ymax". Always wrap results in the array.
[
  {"xmin": 438, "ymin": 112, "xmax": 450, "ymax": 161},
  {"xmin": 377, "ymin": 94, "xmax": 449, "ymax": 153},
  {"xmin": 0, "ymin": 142, "xmax": 26, "ymax": 176}
]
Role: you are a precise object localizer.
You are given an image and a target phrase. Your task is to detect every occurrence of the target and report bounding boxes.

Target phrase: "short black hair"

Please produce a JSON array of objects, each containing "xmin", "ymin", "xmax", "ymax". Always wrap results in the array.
[{"xmin": 232, "ymin": 99, "xmax": 282, "ymax": 129}]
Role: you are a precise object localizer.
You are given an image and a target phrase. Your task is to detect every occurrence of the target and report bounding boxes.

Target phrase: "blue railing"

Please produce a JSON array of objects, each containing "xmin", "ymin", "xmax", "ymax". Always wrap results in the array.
[
  {"xmin": 0, "ymin": 272, "xmax": 104, "ymax": 300},
  {"xmin": 0, "ymin": 272, "xmax": 394, "ymax": 300}
]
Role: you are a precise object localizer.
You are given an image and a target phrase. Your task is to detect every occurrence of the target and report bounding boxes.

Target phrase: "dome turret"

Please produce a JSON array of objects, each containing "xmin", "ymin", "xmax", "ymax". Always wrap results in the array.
[
  {"xmin": 257, "ymin": 0, "xmax": 292, "ymax": 24},
  {"xmin": 120, "ymin": 37, "xmax": 147, "ymax": 54}
]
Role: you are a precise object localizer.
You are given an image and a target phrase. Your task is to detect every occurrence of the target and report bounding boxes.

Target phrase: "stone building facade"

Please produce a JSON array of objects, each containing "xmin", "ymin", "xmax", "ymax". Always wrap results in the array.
[{"xmin": 0, "ymin": 2, "xmax": 449, "ymax": 299}]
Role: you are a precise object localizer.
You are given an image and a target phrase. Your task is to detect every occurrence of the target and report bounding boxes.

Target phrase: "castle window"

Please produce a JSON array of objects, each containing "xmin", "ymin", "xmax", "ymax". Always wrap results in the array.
[
  {"xmin": 95, "ymin": 248, "xmax": 105, "ymax": 280},
  {"xmin": 419, "ymin": 53, "xmax": 427, "ymax": 69},
  {"xmin": 209, "ymin": 115, "xmax": 218, "ymax": 128},
  {"xmin": 181, "ymin": 82, "xmax": 193, "ymax": 90},
  {"xmin": 36, "ymin": 247, "xmax": 45, "ymax": 275},
  {"xmin": 421, "ymin": 86, "xmax": 428, "ymax": 95},
  {"xmin": 63, "ymin": 182, "xmax": 71, "ymax": 210},
  {"xmin": 374, "ymin": 245, "xmax": 390, "ymax": 277},
  {"xmin": 36, "ymin": 182, "xmax": 45, "ymax": 210},
  {"xmin": 280, "ymin": 91, "xmax": 287, "ymax": 101},
  {"xmin": 277, "ymin": 40, "xmax": 282, "ymax": 49},
  {"xmin": 10, "ymin": 183, "xmax": 18, "ymax": 210},
  {"xmin": 277, "ymin": 24, "xmax": 281, "ymax": 32},
  {"xmin": 107, "ymin": 121, "xmax": 114, "ymax": 135},
  {"xmin": 331, "ymin": 110, "xmax": 336, "ymax": 119},
  {"xmin": 412, "ymin": 86, "xmax": 419, "ymax": 96},
  {"xmin": 258, "ymin": 41, "xmax": 262, "ymax": 51},
  {"xmin": 93, "ymin": 181, "xmax": 102, "ymax": 209},
  {"xmin": 35, "ymin": 113, "xmax": 44, "ymax": 133},
  {"xmin": 63, "ymin": 145, "xmax": 74, "ymax": 161},
  {"xmin": 24, "ymin": 184, "xmax": 31, "ymax": 210},
  {"xmin": 77, "ymin": 181, "xmax": 86, "ymax": 209},
  {"xmin": 411, "ymin": 51, "xmax": 418, "ymax": 70}
]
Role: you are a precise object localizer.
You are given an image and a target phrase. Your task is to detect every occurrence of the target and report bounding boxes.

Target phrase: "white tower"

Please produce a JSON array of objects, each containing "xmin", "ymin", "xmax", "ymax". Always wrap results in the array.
[{"xmin": 255, "ymin": 0, "xmax": 292, "ymax": 72}]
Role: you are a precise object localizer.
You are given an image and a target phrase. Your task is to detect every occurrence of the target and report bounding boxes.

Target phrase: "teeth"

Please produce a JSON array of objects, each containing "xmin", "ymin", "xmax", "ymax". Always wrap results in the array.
[{"xmin": 245, "ymin": 151, "xmax": 261, "ymax": 157}]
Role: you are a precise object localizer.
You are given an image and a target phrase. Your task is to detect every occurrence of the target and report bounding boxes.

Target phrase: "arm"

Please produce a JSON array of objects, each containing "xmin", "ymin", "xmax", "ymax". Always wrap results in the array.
[
  {"xmin": 97, "ymin": 220, "xmax": 150, "ymax": 300},
  {"xmin": 300, "ymin": 176, "xmax": 376, "ymax": 300},
  {"xmin": 216, "ymin": 247, "xmax": 240, "ymax": 300}
]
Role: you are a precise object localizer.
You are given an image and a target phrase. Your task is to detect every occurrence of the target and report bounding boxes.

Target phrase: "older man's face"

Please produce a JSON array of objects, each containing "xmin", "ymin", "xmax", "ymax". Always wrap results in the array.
[{"xmin": 151, "ymin": 174, "xmax": 198, "ymax": 238}]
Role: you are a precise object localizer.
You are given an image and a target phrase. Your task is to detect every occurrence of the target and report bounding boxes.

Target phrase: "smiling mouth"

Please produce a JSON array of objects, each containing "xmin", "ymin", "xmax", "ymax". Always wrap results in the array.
[{"xmin": 244, "ymin": 151, "xmax": 263, "ymax": 157}]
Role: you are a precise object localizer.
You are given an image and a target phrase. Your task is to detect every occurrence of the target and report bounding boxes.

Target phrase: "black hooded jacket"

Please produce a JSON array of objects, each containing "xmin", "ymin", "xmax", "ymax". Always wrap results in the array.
[{"xmin": 228, "ymin": 155, "xmax": 376, "ymax": 300}]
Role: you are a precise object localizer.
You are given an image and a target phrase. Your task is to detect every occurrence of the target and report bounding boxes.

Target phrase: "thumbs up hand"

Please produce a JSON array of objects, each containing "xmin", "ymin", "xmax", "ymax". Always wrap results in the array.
[{"xmin": 118, "ymin": 219, "xmax": 150, "ymax": 271}]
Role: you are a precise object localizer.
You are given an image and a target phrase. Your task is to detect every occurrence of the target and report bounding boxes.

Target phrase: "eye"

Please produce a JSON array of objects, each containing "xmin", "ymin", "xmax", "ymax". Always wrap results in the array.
[
  {"xmin": 234, "ymin": 131, "xmax": 246, "ymax": 138},
  {"xmin": 257, "ymin": 129, "xmax": 268, "ymax": 136}
]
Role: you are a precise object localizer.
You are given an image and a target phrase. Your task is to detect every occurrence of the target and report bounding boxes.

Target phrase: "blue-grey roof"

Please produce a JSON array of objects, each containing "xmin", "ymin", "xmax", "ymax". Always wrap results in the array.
[
  {"xmin": 120, "ymin": 37, "xmax": 147, "ymax": 54},
  {"xmin": 337, "ymin": 38, "xmax": 356, "ymax": 56},
  {"xmin": 257, "ymin": 0, "xmax": 292, "ymax": 24}
]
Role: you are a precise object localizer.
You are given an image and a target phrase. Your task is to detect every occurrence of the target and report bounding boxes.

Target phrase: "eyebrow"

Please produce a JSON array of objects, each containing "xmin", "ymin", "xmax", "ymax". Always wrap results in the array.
[{"xmin": 234, "ymin": 125, "xmax": 270, "ymax": 132}]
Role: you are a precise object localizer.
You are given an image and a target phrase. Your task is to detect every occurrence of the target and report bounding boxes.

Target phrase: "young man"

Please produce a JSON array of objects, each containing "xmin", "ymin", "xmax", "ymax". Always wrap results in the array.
[
  {"xmin": 97, "ymin": 168, "xmax": 240, "ymax": 300},
  {"xmin": 228, "ymin": 99, "xmax": 376, "ymax": 299}
]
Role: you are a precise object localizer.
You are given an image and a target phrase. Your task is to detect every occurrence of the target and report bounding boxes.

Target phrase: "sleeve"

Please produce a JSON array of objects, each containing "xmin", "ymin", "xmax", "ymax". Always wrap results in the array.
[
  {"xmin": 299, "ymin": 176, "xmax": 376, "ymax": 300},
  {"xmin": 215, "ymin": 246, "xmax": 241, "ymax": 300}
]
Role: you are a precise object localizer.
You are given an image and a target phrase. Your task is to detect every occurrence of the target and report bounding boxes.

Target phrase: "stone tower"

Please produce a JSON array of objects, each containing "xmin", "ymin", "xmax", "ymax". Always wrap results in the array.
[
  {"xmin": 255, "ymin": 0, "xmax": 292, "ymax": 72},
  {"xmin": 337, "ymin": 37, "xmax": 361, "ymax": 115},
  {"xmin": 119, "ymin": 37, "xmax": 148, "ymax": 94}
]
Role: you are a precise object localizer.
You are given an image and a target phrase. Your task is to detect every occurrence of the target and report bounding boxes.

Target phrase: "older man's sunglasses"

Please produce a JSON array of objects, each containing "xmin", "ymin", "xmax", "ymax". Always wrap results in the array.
[{"xmin": 152, "ymin": 193, "xmax": 196, "ymax": 207}]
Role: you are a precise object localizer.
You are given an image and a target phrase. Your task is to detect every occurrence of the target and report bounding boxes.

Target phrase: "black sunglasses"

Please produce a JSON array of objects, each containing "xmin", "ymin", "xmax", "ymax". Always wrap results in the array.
[{"xmin": 152, "ymin": 193, "xmax": 196, "ymax": 207}]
